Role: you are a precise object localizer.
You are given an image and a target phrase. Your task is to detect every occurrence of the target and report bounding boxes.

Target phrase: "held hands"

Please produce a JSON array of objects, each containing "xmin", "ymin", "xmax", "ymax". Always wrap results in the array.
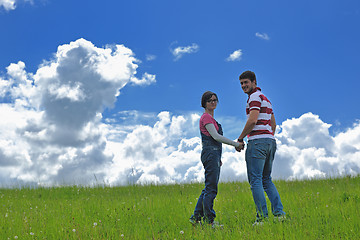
[{"xmin": 235, "ymin": 139, "xmax": 245, "ymax": 152}]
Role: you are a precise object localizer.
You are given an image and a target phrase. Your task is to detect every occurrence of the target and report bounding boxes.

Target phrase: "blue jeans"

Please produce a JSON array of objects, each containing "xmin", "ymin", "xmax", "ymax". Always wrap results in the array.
[
  {"xmin": 193, "ymin": 146, "xmax": 221, "ymax": 223},
  {"xmin": 245, "ymin": 138, "xmax": 285, "ymax": 219}
]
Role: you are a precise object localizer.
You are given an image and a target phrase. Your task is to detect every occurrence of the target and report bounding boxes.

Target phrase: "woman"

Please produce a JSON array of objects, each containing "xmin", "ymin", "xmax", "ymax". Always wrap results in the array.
[{"xmin": 189, "ymin": 91, "xmax": 241, "ymax": 227}]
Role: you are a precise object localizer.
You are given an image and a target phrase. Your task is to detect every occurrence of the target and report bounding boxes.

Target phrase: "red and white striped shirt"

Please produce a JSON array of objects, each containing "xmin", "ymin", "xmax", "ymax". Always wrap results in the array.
[{"xmin": 246, "ymin": 87, "xmax": 275, "ymax": 140}]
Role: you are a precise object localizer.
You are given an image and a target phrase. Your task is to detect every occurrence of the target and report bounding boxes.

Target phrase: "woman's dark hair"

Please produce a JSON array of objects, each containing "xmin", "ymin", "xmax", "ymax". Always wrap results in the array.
[
  {"xmin": 201, "ymin": 91, "xmax": 218, "ymax": 108},
  {"xmin": 239, "ymin": 70, "xmax": 256, "ymax": 82}
]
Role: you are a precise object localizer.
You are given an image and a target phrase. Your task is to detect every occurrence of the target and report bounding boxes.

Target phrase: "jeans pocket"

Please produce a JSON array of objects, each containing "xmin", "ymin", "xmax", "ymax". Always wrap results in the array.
[{"xmin": 252, "ymin": 142, "xmax": 269, "ymax": 159}]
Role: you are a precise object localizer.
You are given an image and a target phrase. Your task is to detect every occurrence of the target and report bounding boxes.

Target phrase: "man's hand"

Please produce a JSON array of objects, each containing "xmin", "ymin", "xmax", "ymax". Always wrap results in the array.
[{"xmin": 235, "ymin": 140, "xmax": 245, "ymax": 152}]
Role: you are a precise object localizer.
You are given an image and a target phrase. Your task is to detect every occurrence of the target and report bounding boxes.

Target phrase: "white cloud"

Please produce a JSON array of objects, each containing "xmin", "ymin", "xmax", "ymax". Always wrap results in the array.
[
  {"xmin": 0, "ymin": 38, "xmax": 156, "ymax": 186},
  {"xmin": 0, "ymin": 0, "xmax": 15, "ymax": 10},
  {"xmin": 146, "ymin": 54, "xmax": 156, "ymax": 61},
  {"xmin": 171, "ymin": 43, "xmax": 199, "ymax": 61},
  {"xmin": 274, "ymin": 113, "xmax": 360, "ymax": 180},
  {"xmin": 104, "ymin": 111, "xmax": 214, "ymax": 185},
  {"xmin": 0, "ymin": 0, "xmax": 33, "ymax": 11},
  {"xmin": 255, "ymin": 32, "xmax": 270, "ymax": 40},
  {"xmin": 130, "ymin": 72, "xmax": 156, "ymax": 86},
  {"xmin": 226, "ymin": 49, "xmax": 242, "ymax": 62},
  {"xmin": 1, "ymin": 41, "xmax": 360, "ymax": 186},
  {"xmin": 0, "ymin": 77, "xmax": 10, "ymax": 97},
  {"xmin": 105, "ymin": 112, "xmax": 360, "ymax": 185}
]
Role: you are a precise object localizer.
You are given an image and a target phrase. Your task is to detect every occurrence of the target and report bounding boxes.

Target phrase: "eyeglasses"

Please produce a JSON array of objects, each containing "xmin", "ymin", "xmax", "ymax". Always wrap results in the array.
[{"xmin": 207, "ymin": 99, "xmax": 218, "ymax": 103}]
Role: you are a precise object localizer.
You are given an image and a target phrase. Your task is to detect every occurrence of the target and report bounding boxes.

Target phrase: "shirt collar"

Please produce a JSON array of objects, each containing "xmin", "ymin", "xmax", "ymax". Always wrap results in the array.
[{"xmin": 249, "ymin": 87, "xmax": 261, "ymax": 95}]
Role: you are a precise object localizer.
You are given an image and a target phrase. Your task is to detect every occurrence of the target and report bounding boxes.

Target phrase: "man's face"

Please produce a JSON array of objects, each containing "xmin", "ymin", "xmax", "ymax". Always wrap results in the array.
[{"xmin": 240, "ymin": 78, "xmax": 256, "ymax": 94}]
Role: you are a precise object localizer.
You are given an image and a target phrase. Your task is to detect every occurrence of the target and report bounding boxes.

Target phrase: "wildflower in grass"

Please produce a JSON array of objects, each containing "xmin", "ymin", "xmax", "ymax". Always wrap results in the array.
[
  {"xmin": 14, "ymin": 236, "xmax": 18, "ymax": 239},
  {"xmin": 180, "ymin": 230, "xmax": 184, "ymax": 234},
  {"xmin": 30, "ymin": 232, "xmax": 34, "ymax": 236},
  {"xmin": 93, "ymin": 222, "xmax": 97, "ymax": 227},
  {"xmin": 72, "ymin": 229, "xmax": 76, "ymax": 232},
  {"xmin": 121, "ymin": 234, "xmax": 124, "ymax": 237}
]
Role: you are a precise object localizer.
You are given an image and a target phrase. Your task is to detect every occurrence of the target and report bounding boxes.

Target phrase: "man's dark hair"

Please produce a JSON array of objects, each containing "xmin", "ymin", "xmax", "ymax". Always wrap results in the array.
[
  {"xmin": 201, "ymin": 91, "xmax": 218, "ymax": 108},
  {"xmin": 239, "ymin": 70, "xmax": 256, "ymax": 82}
]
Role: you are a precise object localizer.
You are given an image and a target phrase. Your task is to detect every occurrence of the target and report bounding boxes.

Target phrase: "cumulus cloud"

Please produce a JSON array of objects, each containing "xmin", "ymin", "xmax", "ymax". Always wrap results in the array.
[
  {"xmin": 0, "ymin": 0, "xmax": 32, "ymax": 11},
  {"xmin": 104, "ymin": 112, "xmax": 360, "ymax": 185},
  {"xmin": 103, "ymin": 111, "xmax": 244, "ymax": 185},
  {"xmin": 226, "ymin": 49, "xmax": 242, "ymax": 62},
  {"xmin": 170, "ymin": 43, "xmax": 199, "ymax": 61},
  {"xmin": 274, "ymin": 113, "xmax": 360, "ymax": 179},
  {"xmin": 1, "ymin": 40, "xmax": 359, "ymax": 186},
  {"xmin": 130, "ymin": 72, "xmax": 156, "ymax": 86},
  {"xmin": 0, "ymin": 38, "xmax": 156, "ymax": 186},
  {"xmin": 104, "ymin": 111, "xmax": 360, "ymax": 186},
  {"xmin": 0, "ymin": 0, "xmax": 15, "ymax": 10},
  {"xmin": 255, "ymin": 32, "xmax": 270, "ymax": 40}
]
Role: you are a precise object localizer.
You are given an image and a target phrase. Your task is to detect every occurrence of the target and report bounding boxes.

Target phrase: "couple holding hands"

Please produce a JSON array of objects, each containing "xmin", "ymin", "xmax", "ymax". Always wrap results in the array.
[{"xmin": 189, "ymin": 70, "xmax": 286, "ymax": 227}]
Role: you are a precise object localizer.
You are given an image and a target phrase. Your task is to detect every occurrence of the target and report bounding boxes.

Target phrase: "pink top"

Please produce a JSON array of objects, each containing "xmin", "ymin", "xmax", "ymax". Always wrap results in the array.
[{"xmin": 199, "ymin": 113, "xmax": 219, "ymax": 136}]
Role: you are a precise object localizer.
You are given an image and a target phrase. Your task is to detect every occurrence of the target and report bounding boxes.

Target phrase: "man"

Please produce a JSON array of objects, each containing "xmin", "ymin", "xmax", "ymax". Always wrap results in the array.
[{"xmin": 236, "ymin": 70, "xmax": 286, "ymax": 225}]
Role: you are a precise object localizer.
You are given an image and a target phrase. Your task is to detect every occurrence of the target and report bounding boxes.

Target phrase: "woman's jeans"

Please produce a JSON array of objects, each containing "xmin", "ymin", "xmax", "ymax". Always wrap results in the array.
[
  {"xmin": 245, "ymin": 138, "xmax": 285, "ymax": 219},
  {"xmin": 193, "ymin": 146, "xmax": 221, "ymax": 223}
]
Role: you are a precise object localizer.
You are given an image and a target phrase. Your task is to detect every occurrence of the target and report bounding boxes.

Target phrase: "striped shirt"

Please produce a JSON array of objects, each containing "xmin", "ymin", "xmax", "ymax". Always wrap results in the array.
[{"xmin": 246, "ymin": 87, "xmax": 275, "ymax": 140}]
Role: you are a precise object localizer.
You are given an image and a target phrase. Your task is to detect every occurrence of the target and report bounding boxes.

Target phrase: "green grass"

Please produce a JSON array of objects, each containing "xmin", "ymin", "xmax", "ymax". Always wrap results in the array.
[{"xmin": 1, "ymin": 176, "xmax": 359, "ymax": 239}]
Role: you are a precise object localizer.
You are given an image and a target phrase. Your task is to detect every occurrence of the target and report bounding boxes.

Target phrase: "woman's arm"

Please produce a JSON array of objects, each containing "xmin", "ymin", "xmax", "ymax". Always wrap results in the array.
[{"xmin": 205, "ymin": 124, "xmax": 240, "ymax": 147}]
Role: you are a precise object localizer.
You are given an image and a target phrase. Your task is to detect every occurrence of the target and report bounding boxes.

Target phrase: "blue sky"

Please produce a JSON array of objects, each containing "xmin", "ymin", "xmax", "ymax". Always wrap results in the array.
[{"xmin": 0, "ymin": 0, "xmax": 359, "ymax": 186}]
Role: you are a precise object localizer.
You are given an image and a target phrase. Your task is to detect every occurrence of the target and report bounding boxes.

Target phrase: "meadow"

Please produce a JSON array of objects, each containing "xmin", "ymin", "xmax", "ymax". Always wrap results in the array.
[{"xmin": 1, "ymin": 175, "xmax": 359, "ymax": 239}]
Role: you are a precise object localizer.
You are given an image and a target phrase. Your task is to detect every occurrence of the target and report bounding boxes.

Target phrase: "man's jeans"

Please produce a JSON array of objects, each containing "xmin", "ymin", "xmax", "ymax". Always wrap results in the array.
[
  {"xmin": 245, "ymin": 138, "xmax": 285, "ymax": 219},
  {"xmin": 193, "ymin": 146, "xmax": 221, "ymax": 223}
]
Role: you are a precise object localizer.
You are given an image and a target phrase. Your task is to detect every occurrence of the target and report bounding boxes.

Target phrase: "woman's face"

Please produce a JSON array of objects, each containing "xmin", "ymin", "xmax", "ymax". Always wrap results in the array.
[{"xmin": 205, "ymin": 95, "xmax": 218, "ymax": 111}]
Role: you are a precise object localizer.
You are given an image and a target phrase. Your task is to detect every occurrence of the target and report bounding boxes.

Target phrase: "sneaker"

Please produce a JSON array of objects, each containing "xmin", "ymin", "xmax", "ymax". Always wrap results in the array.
[
  {"xmin": 252, "ymin": 217, "xmax": 268, "ymax": 226},
  {"xmin": 252, "ymin": 219, "xmax": 264, "ymax": 226},
  {"xmin": 274, "ymin": 214, "xmax": 287, "ymax": 222},
  {"xmin": 209, "ymin": 221, "xmax": 223, "ymax": 229},
  {"xmin": 189, "ymin": 215, "xmax": 202, "ymax": 226}
]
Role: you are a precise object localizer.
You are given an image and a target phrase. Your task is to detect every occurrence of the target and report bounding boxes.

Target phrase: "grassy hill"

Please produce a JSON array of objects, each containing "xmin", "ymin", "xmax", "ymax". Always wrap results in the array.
[{"xmin": 1, "ymin": 175, "xmax": 359, "ymax": 239}]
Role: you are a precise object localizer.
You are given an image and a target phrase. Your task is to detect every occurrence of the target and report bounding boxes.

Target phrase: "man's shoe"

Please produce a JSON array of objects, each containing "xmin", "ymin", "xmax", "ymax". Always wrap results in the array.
[
  {"xmin": 209, "ymin": 221, "xmax": 223, "ymax": 229},
  {"xmin": 274, "ymin": 214, "xmax": 287, "ymax": 222}
]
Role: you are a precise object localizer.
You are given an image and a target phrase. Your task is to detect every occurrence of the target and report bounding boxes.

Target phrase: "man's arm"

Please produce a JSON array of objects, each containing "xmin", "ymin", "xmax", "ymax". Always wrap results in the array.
[
  {"xmin": 237, "ymin": 109, "xmax": 260, "ymax": 141},
  {"xmin": 271, "ymin": 113, "xmax": 276, "ymax": 134}
]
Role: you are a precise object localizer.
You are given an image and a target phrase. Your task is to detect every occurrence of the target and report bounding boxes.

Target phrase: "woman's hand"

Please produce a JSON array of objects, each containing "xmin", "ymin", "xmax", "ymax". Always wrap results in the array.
[{"xmin": 235, "ymin": 140, "xmax": 245, "ymax": 152}]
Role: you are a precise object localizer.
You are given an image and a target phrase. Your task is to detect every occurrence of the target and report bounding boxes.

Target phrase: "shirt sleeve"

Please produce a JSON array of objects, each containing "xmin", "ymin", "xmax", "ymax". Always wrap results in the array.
[
  {"xmin": 201, "ymin": 113, "xmax": 214, "ymax": 125},
  {"xmin": 200, "ymin": 113, "xmax": 219, "ymax": 136},
  {"xmin": 249, "ymin": 94, "xmax": 261, "ymax": 111},
  {"xmin": 205, "ymin": 124, "xmax": 240, "ymax": 147}
]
